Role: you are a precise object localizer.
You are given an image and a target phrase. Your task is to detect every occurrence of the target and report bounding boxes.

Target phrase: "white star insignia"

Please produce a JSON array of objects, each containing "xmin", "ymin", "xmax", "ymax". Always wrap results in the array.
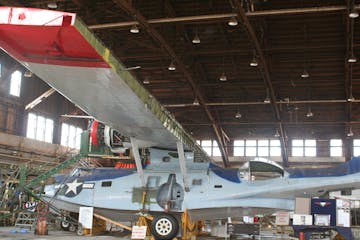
[{"xmin": 65, "ymin": 179, "xmax": 82, "ymax": 195}]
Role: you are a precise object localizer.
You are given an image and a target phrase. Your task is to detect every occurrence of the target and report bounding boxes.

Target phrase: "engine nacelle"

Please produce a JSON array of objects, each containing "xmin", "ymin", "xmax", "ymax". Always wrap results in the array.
[{"xmin": 90, "ymin": 121, "xmax": 131, "ymax": 153}]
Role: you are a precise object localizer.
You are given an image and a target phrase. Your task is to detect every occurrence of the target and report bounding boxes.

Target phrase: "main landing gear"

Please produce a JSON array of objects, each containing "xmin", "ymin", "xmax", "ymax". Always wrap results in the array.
[
  {"xmin": 150, "ymin": 214, "xmax": 179, "ymax": 240},
  {"xmin": 60, "ymin": 215, "xmax": 77, "ymax": 232},
  {"xmin": 148, "ymin": 210, "xmax": 203, "ymax": 240},
  {"xmin": 60, "ymin": 219, "xmax": 70, "ymax": 231}
]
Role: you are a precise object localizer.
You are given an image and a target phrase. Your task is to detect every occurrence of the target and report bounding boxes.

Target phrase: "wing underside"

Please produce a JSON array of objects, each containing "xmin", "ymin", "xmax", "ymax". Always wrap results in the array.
[{"xmin": 0, "ymin": 7, "xmax": 198, "ymax": 151}]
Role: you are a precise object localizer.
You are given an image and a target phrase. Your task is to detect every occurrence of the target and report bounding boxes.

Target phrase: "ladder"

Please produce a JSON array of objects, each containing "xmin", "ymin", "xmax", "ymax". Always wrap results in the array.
[{"xmin": 14, "ymin": 211, "xmax": 36, "ymax": 229}]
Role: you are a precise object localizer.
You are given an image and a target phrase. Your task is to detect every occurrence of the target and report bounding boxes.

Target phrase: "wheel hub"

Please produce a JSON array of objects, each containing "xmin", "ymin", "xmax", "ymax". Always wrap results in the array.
[{"xmin": 155, "ymin": 218, "xmax": 172, "ymax": 236}]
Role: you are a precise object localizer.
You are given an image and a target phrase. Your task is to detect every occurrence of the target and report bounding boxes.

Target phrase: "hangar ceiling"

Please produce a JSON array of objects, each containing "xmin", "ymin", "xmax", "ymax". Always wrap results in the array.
[{"xmin": 1, "ymin": 0, "xmax": 360, "ymax": 165}]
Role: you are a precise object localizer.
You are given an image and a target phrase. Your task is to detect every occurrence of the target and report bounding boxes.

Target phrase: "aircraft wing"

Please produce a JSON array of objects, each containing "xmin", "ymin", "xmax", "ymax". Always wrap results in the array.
[{"xmin": 0, "ymin": 7, "xmax": 197, "ymax": 151}]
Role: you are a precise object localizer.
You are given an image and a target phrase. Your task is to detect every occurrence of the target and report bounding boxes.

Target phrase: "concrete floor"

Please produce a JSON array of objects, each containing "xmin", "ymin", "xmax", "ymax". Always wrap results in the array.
[
  {"xmin": 0, "ymin": 227, "xmax": 291, "ymax": 239},
  {"xmin": 2, "ymin": 227, "xmax": 259, "ymax": 240},
  {"xmin": 0, "ymin": 227, "xmax": 133, "ymax": 240}
]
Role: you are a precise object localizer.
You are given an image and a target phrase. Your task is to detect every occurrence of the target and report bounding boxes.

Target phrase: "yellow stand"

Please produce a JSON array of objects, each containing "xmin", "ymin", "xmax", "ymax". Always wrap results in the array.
[
  {"xmin": 181, "ymin": 209, "xmax": 204, "ymax": 240},
  {"xmin": 137, "ymin": 190, "xmax": 203, "ymax": 240},
  {"xmin": 136, "ymin": 189, "xmax": 155, "ymax": 239}
]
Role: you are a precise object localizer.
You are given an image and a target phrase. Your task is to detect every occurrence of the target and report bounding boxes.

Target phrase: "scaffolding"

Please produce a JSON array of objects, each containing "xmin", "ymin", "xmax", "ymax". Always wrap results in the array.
[{"xmin": 14, "ymin": 212, "xmax": 36, "ymax": 229}]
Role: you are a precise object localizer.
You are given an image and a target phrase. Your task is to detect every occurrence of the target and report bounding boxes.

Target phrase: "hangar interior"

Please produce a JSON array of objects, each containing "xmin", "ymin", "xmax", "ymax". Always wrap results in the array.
[{"xmin": 1, "ymin": 0, "xmax": 360, "ymax": 239}]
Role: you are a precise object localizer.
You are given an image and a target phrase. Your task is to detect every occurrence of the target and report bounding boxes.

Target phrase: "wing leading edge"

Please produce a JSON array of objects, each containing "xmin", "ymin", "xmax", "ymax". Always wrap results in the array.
[{"xmin": 0, "ymin": 7, "xmax": 201, "ymax": 153}]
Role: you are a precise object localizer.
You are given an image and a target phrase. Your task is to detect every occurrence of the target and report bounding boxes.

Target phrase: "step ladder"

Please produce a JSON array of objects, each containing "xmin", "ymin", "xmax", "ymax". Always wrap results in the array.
[{"xmin": 14, "ymin": 212, "xmax": 36, "ymax": 229}]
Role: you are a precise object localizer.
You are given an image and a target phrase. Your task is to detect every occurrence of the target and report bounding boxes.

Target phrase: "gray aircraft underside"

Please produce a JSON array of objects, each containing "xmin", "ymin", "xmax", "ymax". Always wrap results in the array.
[{"xmin": 43, "ymin": 148, "xmax": 360, "ymax": 221}]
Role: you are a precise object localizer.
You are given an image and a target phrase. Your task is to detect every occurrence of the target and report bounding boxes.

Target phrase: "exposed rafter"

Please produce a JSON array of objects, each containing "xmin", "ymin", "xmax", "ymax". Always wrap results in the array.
[
  {"xmin": 344, "ymin": 0, "xmax": 354, "ymax": 160},
  {"xmin": 182, "ymin": 121, "xmax": 360, "ymax": 126},
  {"xmin": 88, "ymin": 5, "xmax": 360, "ymax": 30},
  {"xmin": 231, "ymin": 0, "xmax": 289, "ymax": 166},
  {"xmin": 163, "ymin": 0, "xmax": 231, "ymax": 162},
  {"xmin": 25, "ymin": 88, "xmax": 56, "ymax": 111}
]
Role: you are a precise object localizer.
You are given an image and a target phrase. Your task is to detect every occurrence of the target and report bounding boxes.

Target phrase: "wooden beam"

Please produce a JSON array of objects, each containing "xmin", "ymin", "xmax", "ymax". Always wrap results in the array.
[
  {"xmin": 88, "ymin": 5, "xmax": 360, "ymax": 30},
  {"xmin": 25, "ymin": 88, "xmax": 56, "ymax": 111},
  {"xmin": 344, "ymin": 0, "xmax": 353, "ymax": 160},
  {"xmin": 164, "ymin": 0, "xmax": 230, "ymax": 166},
  {"xmin": 182, "ymin": 121, "xmax": 360, "ymax": 126},
  {"xmin": 93, "ymin": 213, "xmax": 132, "ymax": 231},
  {"xmin": 230, "ymin": 0, "xmax": 289, "ymax": 166}
]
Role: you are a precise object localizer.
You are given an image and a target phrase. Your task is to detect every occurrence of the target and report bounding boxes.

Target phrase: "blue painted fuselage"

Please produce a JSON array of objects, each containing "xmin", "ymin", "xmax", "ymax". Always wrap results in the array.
[{"xmin": 44, "ymin": 150, "xmax": 360, "ymax": 221}]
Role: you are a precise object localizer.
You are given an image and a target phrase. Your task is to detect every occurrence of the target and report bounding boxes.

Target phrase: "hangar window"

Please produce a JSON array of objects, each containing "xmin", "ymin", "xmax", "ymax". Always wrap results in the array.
[
  {"xmin": 233, "ymin": 139, "xmax": 281, "ymax": 157},
  {"xmin": 234, "ymin": 140, "xmax": 245, "ymax": 156},
  {"xmin": 9, "ymin": 70, "xmax": 22, "ymax": 97},
  {"xmin": 212, "ymin": 141, "xmax": 221, "ymax": 156},
  {"xmin": 330, "ymin": 139, "xmax": 342, "ymax": 157},
  {"xmin": 245, "ymin": 140, "xmax": 257, "ymax": 156},
  {"xmin": 270, "ymin": 140, "xmax": 281, "ymax": 156},
  {"xmin": 199, "ymin": 140, "xmax": 211, "ymax": 155},
  {"xmin": 26, "ymin": 113, "xmax": 54, "ymax": 143},
  {"xmin": 354, "ymin": 139, "xmax": 360, "ymax": 156},
  {"xmin": 61, "ymin": 123, "xmax": 83, "ymax": 149},
  {"xmin": 292, "ymin": 139, "xmax": 316, "ymax": 157},
  {"xmin": 197, "ymin": 140, "xmax": 221, "ymax": 156}
]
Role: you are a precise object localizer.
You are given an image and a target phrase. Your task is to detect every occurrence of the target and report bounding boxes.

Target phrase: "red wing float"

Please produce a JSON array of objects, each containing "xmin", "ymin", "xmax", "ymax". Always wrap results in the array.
[{"xmin": 0, "ymin": 7, "xmax": 359, "ymax": 239}]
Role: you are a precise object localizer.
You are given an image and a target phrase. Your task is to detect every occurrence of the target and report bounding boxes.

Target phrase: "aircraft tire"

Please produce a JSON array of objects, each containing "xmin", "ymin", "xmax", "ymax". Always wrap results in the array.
[
  {"xmin": 150, "ymin": 214, "xmax": 179, "ymax": 240},
  {"xmin": 60, "ymin": 220, "xmax": 70, "ymax": 231},
  {"xmin": 69, "ymin": 224, "xmax": 76, "ymax": 232},
  {"xmin": 77, "ymin": 228, "xmax": 84, "ymax": 236}
]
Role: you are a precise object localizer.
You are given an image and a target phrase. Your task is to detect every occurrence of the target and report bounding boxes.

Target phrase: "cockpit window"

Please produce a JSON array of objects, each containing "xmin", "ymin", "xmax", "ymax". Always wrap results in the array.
[{"xmin": 239, "ymin": 158, "xmax": 286, "ymax": 181}]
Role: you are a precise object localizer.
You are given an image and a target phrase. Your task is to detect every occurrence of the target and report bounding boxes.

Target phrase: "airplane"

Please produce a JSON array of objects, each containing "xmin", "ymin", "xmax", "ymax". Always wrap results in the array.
[{"xmin": 1, "ymin": 6, "xmax": 360, "ymax": 240}]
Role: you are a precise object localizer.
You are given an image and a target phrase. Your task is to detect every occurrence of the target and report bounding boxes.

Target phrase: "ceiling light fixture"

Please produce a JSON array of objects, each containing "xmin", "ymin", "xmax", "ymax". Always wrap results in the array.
[
  {"xmin": 347, "ymin": 127, "xmax": 354, "ymax": 137},
  {"xmin": 24, "ymin": 70, "xmax": 33, "ymax": 78},
  {"xmin": 301, "ymin": 69, "xmax": 310, "ymax": 78},
  {"xmin": 235, "ymin": 106, "xmax": 242, "ymax": 119},
  {"xmin": 348, "ymin": 53, "xmax": 357, "ymax": 63},
  {"xmin": 274, "ymin": 129, "xmax": 280, "ymax": 137},
  {"xmin": 264, "ymin": 88, "xmax": 271, "ymax": 103},
  {"xmin": 219, "ymin": 72, "xmax": 227, "ymax": 81},
  {"xmin": 250, "ymin": 56, "xmax": 258, "ymax": 67},
  {"xmin": 193, "ymin": 98, "xmax": 200, "ymax": 106},
  {"xmin": 130, "ymin": 25, "xmax": 140, "ymax": 34},
  {"xmin": 347, "ymin": 94, "xmax": 355, "ymax": 102},
  {"xmin": 349, "ymin": 0, "xmax": 359, "ymax": 18},
  {"xmin": 228, "ymin": 16, "xmax": 238, "ymax": 26},
  {"xmin": 250, "ymin": 50, "xmax": 258, "ymax": 67},
  {"xmin": 219, "ymin": 57, "xmax": 227, "ymax": 81},
  {"xmin": 350, "ymin": 8, "xmax": 359, "ymax": 18},
  {"xmin": 47, "ymin": 2, "xmax": 58, "ymax": 9},
  {"xmin": 348, "ymin": 10, "xmax": 357, "ymax": 63},
  {"xmin": 168, "ymin": 60, "xmax": 176, "ymax": 71},
  {"xmin": 192, "ymin": 33, "xmax": 200, "ymax": 44},
  {"xmin": 264, "ymin": 97, "xmax": 270, "ymax": 103},
  {"xmin": 306, "ymin": 108, "xmax": 314, "ymax": 118},
  {"xmin": 143, "ymin": 78, "xmax": 150, "ymax": 84}
]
